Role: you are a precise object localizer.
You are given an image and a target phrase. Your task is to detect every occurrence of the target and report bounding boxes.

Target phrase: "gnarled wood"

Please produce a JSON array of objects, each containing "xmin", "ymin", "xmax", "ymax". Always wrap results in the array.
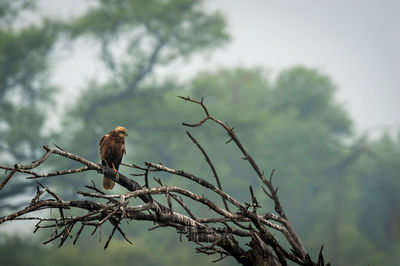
[{"xmin": 0, "ymin": 97, "xmax": 329, "ymax": 265}]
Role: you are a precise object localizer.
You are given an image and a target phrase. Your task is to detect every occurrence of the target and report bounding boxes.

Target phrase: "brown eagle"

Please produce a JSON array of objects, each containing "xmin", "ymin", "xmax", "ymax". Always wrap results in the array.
[{"xmin": 99, "ymin": 126, "xmax": 128, "ymax": 190}]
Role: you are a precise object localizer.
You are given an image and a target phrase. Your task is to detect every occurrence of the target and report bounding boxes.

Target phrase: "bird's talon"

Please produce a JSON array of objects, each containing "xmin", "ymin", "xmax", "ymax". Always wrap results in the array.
[{"xmin": 112, "ymin": 162, "xmax": 118, "ymax": 173}]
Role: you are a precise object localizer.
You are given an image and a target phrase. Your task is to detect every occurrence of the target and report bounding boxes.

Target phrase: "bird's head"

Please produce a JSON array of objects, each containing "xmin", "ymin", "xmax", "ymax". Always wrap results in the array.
[{"xmin": 113, "ymin": 126, "xmax": 128, "ymax": 138}]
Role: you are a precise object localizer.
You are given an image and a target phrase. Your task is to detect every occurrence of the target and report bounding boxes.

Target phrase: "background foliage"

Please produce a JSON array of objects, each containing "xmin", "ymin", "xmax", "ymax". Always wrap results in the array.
[{"xmin": 0, "ymin": 1, "xmax": 399, "ymax": 265}]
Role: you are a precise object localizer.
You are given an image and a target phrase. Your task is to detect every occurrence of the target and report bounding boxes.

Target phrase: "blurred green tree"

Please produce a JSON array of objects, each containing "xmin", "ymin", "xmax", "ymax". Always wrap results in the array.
[
  {"xmin": 353, "ymin": 134, "xmax": 400, "ymax": 264},
  {"xmin": 66, "ymin": 0, "xmax": 229, "ymax": 123},
  {"xmin": 57, "ymin": 0, "xmax": 229, "ymax": 192},
  {"xmin": 0, "ymin": 234, "xmax": 235, "ymax": 266},
  {"xmin": 0, "ymin": 1, "xmax": 398, "ymax": 265},
  {"xmin": 0, "ymin": 0, "xmax": 60, "ymax": 206},
  {"xmin": 62, "ymin": 62, "xmax": 359, "ymax": 264}
]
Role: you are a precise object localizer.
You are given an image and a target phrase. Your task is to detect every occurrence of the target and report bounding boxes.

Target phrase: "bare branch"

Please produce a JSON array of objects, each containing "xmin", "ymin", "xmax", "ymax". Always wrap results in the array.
[
  {"xmin": 186, "ymin": 131, "xmax": 230, "ymax": 212},
  {"xmin": 26, "ymin": 166, "xmax": 90, "ymax": 179},
  {"xmin": 0, "ymin": 168, "xmax": 17, "ymax": 190},
  {"xmin": 0, "ymin": 96, "xmax": 329, "ymax": 266},
  {"xmin": 178, "ymin": 96, "xmax": 309, "ymax": 259},
  {"xmin": 144, "ymin": 162, "xmax": 243, "ymax": 209}
]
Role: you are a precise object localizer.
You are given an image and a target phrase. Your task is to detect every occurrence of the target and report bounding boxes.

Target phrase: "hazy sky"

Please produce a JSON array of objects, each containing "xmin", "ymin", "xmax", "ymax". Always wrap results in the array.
[{"xmin": 38, "ymin": 0, "xmax": 400, "ymax": 136}]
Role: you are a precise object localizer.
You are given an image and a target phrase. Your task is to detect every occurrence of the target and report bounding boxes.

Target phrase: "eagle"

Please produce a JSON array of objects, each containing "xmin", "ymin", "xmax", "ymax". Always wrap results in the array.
[{"xmin": 99, "ymin": 126, "xmax": 128, "ymax": 190}]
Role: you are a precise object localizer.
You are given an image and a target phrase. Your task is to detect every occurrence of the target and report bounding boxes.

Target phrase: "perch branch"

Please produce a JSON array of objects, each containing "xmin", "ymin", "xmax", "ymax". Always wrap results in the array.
[{"xmin": 0, "ymin": 96, "xmax": 329, "ymax": 266}]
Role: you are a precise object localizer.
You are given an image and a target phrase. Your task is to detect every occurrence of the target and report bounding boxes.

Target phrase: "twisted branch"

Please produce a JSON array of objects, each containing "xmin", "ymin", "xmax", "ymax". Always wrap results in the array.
[{"xmin": 0, "ymin": 96, "xmax": 329, "ymax": 266}]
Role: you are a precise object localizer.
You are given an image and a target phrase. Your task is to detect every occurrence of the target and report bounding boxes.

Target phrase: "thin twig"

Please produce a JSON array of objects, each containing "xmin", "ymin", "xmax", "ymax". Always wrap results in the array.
[{"xmin": 186, "ymin": 131, "xmax": 230, "ymax": 212}]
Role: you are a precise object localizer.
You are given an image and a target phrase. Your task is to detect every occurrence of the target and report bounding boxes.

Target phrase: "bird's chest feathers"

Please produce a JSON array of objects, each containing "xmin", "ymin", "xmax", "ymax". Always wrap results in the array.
[
  {"xmin": 107, "ymin": 144, "xmax": 122, "ymax": 156},
  {"xmin": 102, "ymin": 137, "xmax": 125, "ymax": 160}
]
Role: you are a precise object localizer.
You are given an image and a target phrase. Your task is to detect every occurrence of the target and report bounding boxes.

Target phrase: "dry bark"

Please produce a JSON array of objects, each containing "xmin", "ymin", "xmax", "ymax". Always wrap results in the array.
[{"xmin": 0, "ymin": 96, "xmax": 329, "ymax": 266}]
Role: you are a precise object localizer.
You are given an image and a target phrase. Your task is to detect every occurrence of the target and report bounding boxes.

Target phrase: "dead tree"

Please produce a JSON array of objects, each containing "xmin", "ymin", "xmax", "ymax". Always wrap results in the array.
[{"xmin": 0, "ymin": 96, "xmax": 329, "ymax": 266}]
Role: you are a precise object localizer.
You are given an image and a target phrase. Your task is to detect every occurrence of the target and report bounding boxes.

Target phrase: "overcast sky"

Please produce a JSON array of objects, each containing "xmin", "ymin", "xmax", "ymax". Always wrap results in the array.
[{"xmin": 38, "ymin": 0, "xmax": 400, "ymax": 136}]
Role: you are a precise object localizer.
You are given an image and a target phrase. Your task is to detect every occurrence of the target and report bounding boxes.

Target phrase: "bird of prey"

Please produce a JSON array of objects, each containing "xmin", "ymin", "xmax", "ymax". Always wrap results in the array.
[{"xmin": 99, "ymin": 126, "xmax": 128, "ymax": 190}]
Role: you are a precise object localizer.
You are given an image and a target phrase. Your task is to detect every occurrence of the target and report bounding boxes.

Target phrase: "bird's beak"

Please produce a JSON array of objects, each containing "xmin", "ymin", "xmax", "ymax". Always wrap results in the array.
[{"xmin": 125, "ymin": 133, "xmax": 128, "ymax": 136}]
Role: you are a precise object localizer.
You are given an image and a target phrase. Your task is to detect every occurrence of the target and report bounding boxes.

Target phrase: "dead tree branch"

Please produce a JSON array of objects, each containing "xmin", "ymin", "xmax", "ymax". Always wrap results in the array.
[{"xmin": 0, "ymin": 97, "xmax": 329, "ymax": 266}]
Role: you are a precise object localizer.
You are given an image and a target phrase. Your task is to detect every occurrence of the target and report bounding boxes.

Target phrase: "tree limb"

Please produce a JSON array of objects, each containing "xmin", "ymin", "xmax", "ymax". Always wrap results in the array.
[{"xmin": 0, "ymin": 97, "xmax": 329, "ymax": 266}]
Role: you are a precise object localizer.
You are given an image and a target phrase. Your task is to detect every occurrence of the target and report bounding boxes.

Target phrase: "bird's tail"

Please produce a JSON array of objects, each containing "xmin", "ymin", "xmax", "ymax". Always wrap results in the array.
[{"xmin": 102, "ymin": 176, "xmax": 115, "ymax": 190}]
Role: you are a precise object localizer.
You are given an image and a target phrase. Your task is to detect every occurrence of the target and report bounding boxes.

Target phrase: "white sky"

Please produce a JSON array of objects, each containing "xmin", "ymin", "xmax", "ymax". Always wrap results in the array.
[{"xmin": 37, "ymin": 0, "xmax": 400, "ymax": 136}]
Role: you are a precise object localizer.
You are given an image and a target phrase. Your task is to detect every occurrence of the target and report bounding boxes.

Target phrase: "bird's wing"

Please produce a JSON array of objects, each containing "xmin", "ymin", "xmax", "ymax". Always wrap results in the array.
[
  {"xmin": 99, "ymin": 134, "xmax": 110, "ymax": 161},
  {"xmin": 99, "ymin": 134, "xmax": 108, "ymax": 145}
]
